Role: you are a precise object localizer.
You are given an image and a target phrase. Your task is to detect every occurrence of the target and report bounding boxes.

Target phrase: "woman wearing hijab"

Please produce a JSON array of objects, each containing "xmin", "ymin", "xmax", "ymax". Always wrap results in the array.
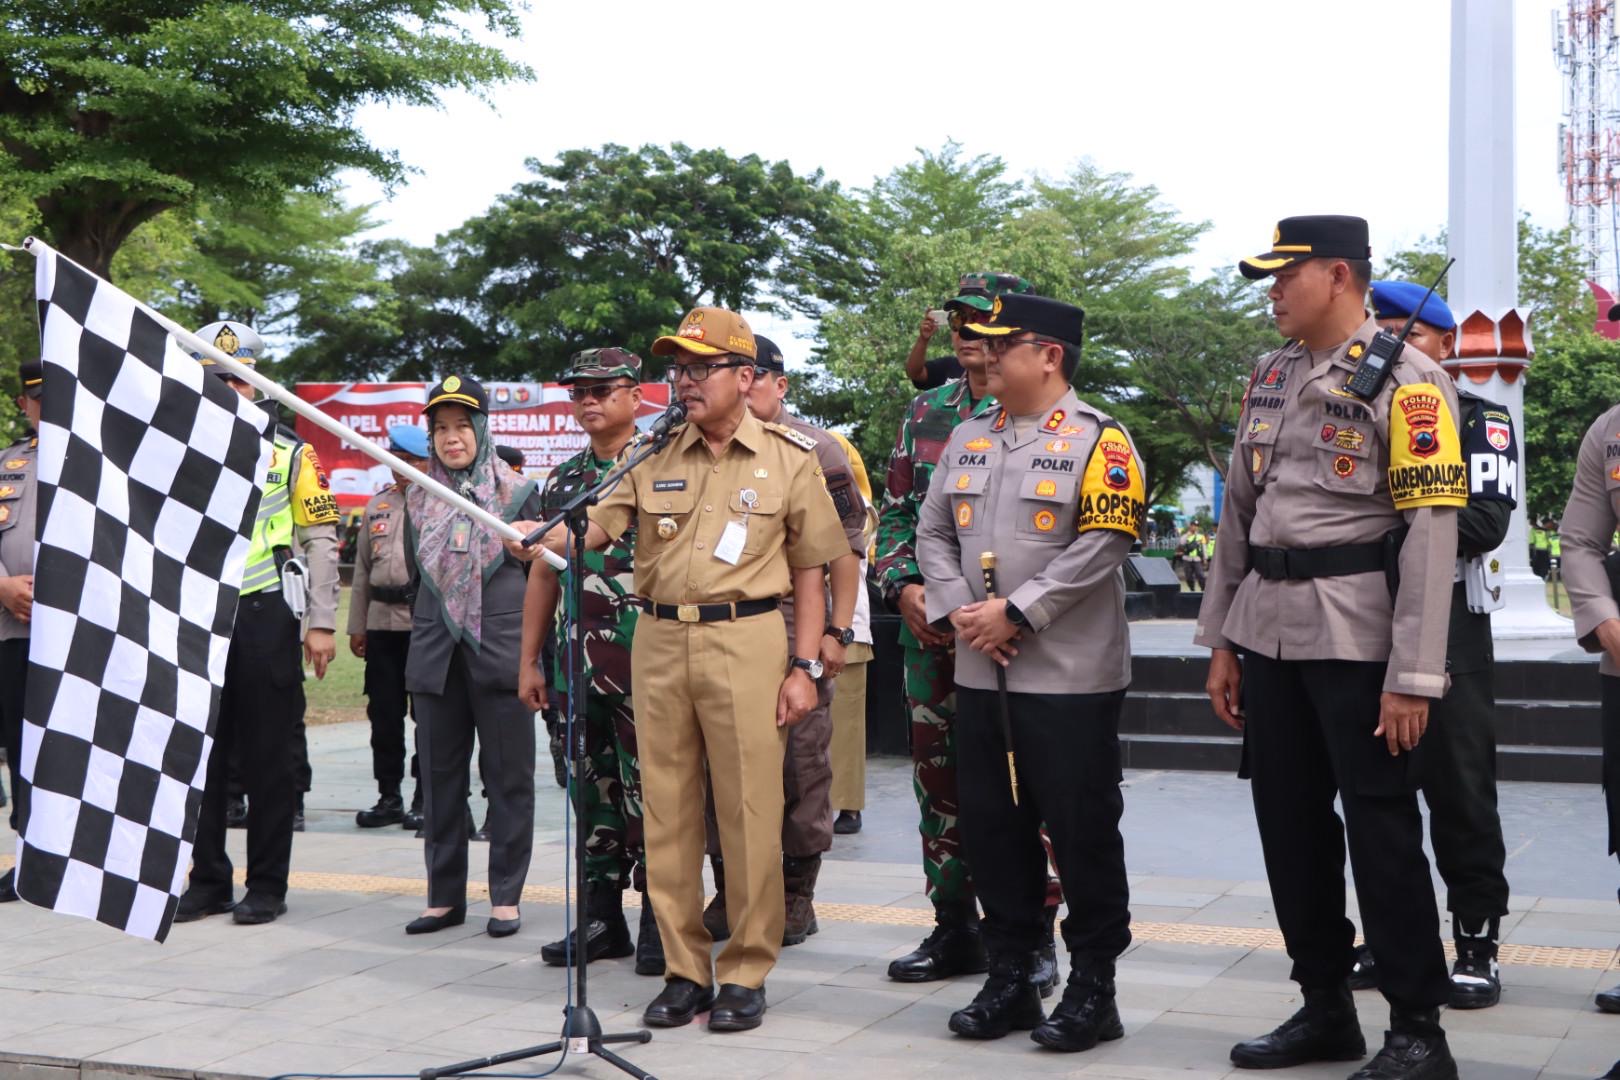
[{"xmin": 404, "ymin": 375, "xmax": 540, "ymax": 937}]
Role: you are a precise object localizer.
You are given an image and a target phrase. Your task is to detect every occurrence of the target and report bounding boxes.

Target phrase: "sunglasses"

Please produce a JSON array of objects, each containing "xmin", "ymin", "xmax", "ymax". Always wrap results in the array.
[
  {"xmin": 566, "ymin": 382, "xmax": 634, "ymax": 402},
  {"xmin": 948, "ymin": 309, "xmax": 990, "ymax": 332}
]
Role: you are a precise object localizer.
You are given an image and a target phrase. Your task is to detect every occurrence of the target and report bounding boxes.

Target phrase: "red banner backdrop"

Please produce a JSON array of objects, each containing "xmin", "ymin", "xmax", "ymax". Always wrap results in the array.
[{"xmin": 294, "ymin": 381, "xmax": 672, "ymax": 509}]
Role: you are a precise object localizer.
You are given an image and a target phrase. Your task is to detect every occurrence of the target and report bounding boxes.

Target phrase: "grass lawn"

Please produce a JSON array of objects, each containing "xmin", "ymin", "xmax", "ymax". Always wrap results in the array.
[{"xmin": 303, "ymin": 586, "xmax": 367, "ymax": 725}]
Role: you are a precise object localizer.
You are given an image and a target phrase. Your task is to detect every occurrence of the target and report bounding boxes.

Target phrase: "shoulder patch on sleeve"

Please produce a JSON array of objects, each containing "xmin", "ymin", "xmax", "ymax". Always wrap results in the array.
[
  {"xmin": 293, "ymin": 444, "xmax": 340, "ymax": 525},
  {"xmin": 1388, "ymin": 383, "xmax": 1468, "ymax": 510},
  {"xmin": 765, "ymin": 421, "xmax": 817, "ymax": 452},
  {"xmin": 1077, "ymin": 421, "xmax": 1146, "ymax": 539},
  {"xmin": 1458, "ymin": 396, "xmax": 1519, "ymax": 506}
]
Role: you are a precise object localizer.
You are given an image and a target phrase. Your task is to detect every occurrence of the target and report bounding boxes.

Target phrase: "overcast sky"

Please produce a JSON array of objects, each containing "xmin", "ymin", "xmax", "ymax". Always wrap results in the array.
[{"xmin": 339, "ymin": 0, "xmax": 1571, "ymax": 350}]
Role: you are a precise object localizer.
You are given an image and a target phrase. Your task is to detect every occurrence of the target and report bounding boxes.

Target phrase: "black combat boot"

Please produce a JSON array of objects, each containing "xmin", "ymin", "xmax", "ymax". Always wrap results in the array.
[
  {"xmin": 703, "ymin": 855, "xmax": 730, "ymax": 942},
  {"xmin": 402, "ymin": 786, "xmax": 423, "ymax": 832},
  {"xmin": 1348, "ymin": 1007, "xmax": 1457, "ymax": 1080},
  {"xmin": 1230, "ymin": 982, "xmax": 1365, "ymax": 1069},
  {"xmin": 356, "ymin": 789, "xmax": 404, "ymax": 828},
  {"xmin": 1449, "ymin": 915, "xmax": 1501, "ymax": 1009},
  {"xmin": 540, "ymin": 884, "xmax": 634, "ymax": 966},
  {"xmin": 1349, "ymin": 943, "xmax": 1379, "ymax": 990},
  {"xmin": 888, "ymin": 898, "xmax": 989, "ymax": 982},
  {"xmin": 1031, "ymin": 958, "xmax": 1125, "ymax": 1052},
  {"xmin": 947, "ymin": 952, "xmax": 1046, "ymax": 1039},
  {"xmin": 782, "ymin": 854, "xmax": 821, "ymax": 946},
  {"xmin": 1032, "ymin": 903, "xmax": 1060, "ymax": 998},
  {"xmin": 634, "ymin": 892, "xmax": 664, "ymax": 976}
]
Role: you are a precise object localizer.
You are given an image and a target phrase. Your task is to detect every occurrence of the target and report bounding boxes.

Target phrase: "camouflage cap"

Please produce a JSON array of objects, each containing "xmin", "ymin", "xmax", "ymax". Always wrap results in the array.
[
  {"xmin": 559, "ymin": 347, "xmax": 643, "ymax": 384},
  {"xmin": 945, "ymin": 272, "xmax": 1036, "ymax": 312}
]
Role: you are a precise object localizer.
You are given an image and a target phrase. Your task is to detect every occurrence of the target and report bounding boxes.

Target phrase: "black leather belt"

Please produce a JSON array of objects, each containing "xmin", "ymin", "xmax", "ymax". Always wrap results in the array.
[
  {"xmin": 638, "ymin": 597, "xmax": 779, "ymax": 623},
  {"xmin": 1249, "ymin": 542, "xmax": 1386, "ymax": 581},
  {"xmin": 369, "ymin": 584, "xmax": 412, "ymax": 604}
]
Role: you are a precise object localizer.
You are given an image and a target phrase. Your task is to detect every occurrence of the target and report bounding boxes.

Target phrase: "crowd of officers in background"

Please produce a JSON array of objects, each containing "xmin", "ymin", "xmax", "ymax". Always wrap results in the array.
[{"xmin": 0, "ymin": 213, "xmax": 1617, "ymax": 1080}]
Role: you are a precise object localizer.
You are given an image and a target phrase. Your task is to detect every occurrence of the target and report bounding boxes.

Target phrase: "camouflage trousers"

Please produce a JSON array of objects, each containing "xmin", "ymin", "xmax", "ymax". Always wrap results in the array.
[
  {"xmin": 574, "ymin": 690, "xmax": 645, "ymax": 893},
  {"xmin": 906, "ymin": 643, "xmax": 1061, "ymax": 912}
]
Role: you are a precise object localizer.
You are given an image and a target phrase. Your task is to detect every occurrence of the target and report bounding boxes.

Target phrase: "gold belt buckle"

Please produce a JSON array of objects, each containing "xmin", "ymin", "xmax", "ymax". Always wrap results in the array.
[{"xmin": 676, "ymin": 604, "xmax": 701, "ymax": 623}]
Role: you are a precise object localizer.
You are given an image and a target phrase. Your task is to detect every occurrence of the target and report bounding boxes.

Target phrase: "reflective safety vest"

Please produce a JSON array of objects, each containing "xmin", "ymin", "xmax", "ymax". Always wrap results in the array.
[
  {"xmin": 1548, "ymin": 534, "xmax": 1562, "ymax": 558},
  {"xmin": 242, "ymin": 433, "xmax": 299, "ymax": 595},
  {"xmin": 1530, "ymin": 528, "xmax": 1549, "ymax": 552}
]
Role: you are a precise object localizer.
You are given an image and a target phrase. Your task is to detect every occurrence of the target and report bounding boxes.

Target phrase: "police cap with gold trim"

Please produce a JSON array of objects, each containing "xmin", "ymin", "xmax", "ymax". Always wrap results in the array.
[
  {"xmin": 423, "ymin": 374, "xmax": 489, "ymax": 414},
  {"xmin": 1238, "ymin": 215, "xmax": 1371, "ymax": 280},
  {"xmin": 19, "ymin": 358, "xmax": 43, "ymax": 400},
  {"xmin": 957, "ymin": 293, "xmax": 1085, "ymax": 347},
  {"xmin": 192, "ymin": 320, "xmax": 265, "ymax": 376}
]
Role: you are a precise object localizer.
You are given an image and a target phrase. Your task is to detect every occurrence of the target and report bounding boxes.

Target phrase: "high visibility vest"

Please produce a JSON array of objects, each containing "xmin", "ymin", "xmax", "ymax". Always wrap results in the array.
[
  {"xmin": 241, "ymin": 433, "xmax": 298, "ymax": 595},
  {"xmin": 1549, "ymin": 534, "xmax": 1562, "ymax": 558},
  {"xmin": 1530, "ymin": 529, "xmax": 1549, "ymax": 552}
]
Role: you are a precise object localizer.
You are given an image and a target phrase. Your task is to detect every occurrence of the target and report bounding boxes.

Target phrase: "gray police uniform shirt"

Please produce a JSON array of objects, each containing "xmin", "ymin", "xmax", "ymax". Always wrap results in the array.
[
  {"xmin": 0, "ymin": 432, "xmax": 37, "ymax": 642},
  {"xmin": 1559, "ymin": 402, "xmax": 1620, "ymax": 676},
  {"xmin": 916, "ymin": 388, "xmax": 1144, "ymax": 695},
  {"xmin": 1194, "ymin": 315, "xmax": 1465, "ymax": 698},
  {"xmin": 347, "ymin": 485, "xmax": 413, "ymax": 635}
]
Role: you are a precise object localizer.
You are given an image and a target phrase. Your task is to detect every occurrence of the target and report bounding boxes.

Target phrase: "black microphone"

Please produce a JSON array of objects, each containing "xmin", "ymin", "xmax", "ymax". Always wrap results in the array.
[{"xmin": 646, "ymin": 400, "xmax": 688, "ymax": 444}]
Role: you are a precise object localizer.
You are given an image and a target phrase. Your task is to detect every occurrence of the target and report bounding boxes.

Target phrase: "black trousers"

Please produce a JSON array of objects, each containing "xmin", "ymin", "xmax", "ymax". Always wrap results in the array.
[
  {"xmin": 1423, "ymin": 667, "xmax": 1509, "ymax": 920},
  {"xmin": 1601, "ymin": 676, "xmax": 1620, "ymax": 857},
  {"xmin": 956, "ymin": 686, "xmax": 1132, "ymax": 966},
  {"xmin": 191, "ymin": 594, "xmax": 305, "ymax": 900},
  {"xmin": 1242, "ymin": 652, "xmax": 1450, "ymax": 1009},
  {"xmin": 0, "ymin": 638, "xmax": 28, "ymax": 833},
  {"xmin": 363, "ymin": 629, "xmax": 417, "ymax": 794},
  {"xmin": 416, "ymin": 648, "xmax": 535, "ymax": 908}
]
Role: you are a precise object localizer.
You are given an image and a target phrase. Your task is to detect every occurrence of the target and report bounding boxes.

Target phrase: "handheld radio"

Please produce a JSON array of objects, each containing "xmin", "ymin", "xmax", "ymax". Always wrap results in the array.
[{"xmin": 1343, "ymin": 257, "xmax": 1455, "ymax": 401}]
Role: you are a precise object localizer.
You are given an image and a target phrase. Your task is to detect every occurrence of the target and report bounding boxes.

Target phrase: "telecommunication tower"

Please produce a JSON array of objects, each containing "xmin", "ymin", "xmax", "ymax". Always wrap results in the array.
[{"xmin": 1555, "ymin": 1, "xmax": 1620, "ymax": 295}]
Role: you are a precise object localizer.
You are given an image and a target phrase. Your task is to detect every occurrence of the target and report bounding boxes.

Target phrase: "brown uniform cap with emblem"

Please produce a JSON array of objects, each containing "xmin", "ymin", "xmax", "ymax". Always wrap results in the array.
[
  {"xmin": 651, "ymin": 307, "xmax": 757, "ymax": 361},
  {"xmin": 1238, "ymin": 215, "xmax": 1371, "ymax": 280}
]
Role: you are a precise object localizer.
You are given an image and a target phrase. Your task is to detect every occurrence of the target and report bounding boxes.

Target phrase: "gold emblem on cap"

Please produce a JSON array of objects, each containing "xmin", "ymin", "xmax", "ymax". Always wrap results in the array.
[
  {"xmin": 687, "ymin": 311, "xmax": 704, "ymax": 324},
  {"xmin": 214, "ymin": 325, "xmax": 240, "ymax": 355},
  {"xmin": 443, "ymin": 375, "xmax": 462, "ymax": 393},
  {"xmin": 1273, "ymin": 225, "xmax": 1282, "ymax": 245},
  {"xmin": 656, "ymin": 516, "xmax": 678, "ymax": 540},
  {"xmin": 990, "ymin": 296, "xmax": 1003, "ymax": 319}
]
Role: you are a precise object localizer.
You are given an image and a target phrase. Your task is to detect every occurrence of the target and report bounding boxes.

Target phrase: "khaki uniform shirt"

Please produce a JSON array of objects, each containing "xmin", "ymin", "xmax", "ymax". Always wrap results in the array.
[
  {"xmin": 0, "ymin": 432, "xmax": 38, "ymax": 642},
  {"xmin": 916, "ymin": 388, "xmax": 1143, "ymax": 695},
  {"xmin": 778, "ymin": 406, "xmax": 868, "ymax": 559},
  {"xmin": 1558, "ymin": 403, "xmax": 1620, "ymax": 675},
  {"xmin": 590, "ymin": 410, "xmax": 850, "ymax": 605},
  {"xmin": 1194, "ymin": 315, "xmax": 1465, "ymax": 697},
  {"xmin": 346, "ymin": 485, "xmax": 413, "ymax": 634}
]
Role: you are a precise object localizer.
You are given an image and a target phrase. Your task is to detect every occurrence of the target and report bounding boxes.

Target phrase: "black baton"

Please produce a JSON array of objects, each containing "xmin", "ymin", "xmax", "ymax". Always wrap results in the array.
[{"xmin": 979, "ymin": 551, "xmax": 1020, "ymax": 806}]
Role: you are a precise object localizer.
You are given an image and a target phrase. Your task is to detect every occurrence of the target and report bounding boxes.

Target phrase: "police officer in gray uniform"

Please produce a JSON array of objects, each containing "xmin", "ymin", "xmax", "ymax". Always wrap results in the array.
[
  {"xmin": 918, "ymin": 294, "xmax": 1141, "ymax": 1053},
  {"xmin": 0, "ymin": 359, "xmax": 43, "ymax": 905}
]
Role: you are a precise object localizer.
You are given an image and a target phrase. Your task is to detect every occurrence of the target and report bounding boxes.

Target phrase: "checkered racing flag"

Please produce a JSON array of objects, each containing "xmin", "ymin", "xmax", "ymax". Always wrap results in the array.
[{"xmin": 13, "ymin": 240, "xmax": 273, "ymax": 941}]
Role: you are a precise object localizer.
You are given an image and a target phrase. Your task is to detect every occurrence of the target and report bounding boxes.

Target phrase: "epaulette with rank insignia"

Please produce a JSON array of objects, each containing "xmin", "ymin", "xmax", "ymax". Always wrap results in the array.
[{"xmin": 764, "ymin": 422, "xmax": 817, "ymax": 452}]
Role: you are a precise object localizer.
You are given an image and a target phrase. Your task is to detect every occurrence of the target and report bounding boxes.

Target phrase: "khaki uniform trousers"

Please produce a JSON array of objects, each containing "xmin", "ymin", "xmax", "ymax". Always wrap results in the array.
[
  {"xmin": 633, "ymin": 610, "xmax": 789, "ymax": 990},
  {"xmin": 829, "ymin": 643, "xmax": 873, "ymax": 812}
]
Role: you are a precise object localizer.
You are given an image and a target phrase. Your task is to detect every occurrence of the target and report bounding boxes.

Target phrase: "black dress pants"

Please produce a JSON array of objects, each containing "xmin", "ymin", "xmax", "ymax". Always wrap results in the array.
[
  {"xmin": 0, "ymin": 638, "xmax": 28, "ymax": 833},
  {"xmin": 956, "ymin": 686, "xmax": 1131, "ymax": 967},
  {"xmin": 363, "ymin": 629, "xmax": 416, "ymax": 793},
  {"xmin": 1242, "ymin": 652, "xmax": 1450, "ymax": 1010},
  {"xmin": 1422, "ymin": 667, "xmax": 1509, "ymax": 920},
  {"xmin": 191, "ymin": 593, "xmax": 304, "ymax": 900},
  {"xmin": 1601, "ymin": 675, "xmax": 1620, "ymax": 857}
]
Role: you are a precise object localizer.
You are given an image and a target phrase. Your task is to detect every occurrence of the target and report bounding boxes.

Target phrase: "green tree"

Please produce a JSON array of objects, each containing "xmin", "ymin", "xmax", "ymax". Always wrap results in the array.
[
  {"xmin": 0, "ymin": 0, "xmax": 528, "ymax": 279},
  {"xmin": 859, "ymin": 141, "xmax": 1029, "ymax": 242}
]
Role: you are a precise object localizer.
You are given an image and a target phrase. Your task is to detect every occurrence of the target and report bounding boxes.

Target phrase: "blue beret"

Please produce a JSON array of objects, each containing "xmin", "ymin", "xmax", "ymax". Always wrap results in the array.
[
  {"xmin": 387, "ymin": 423, "xmax": 430, "ymax": 458},
  {"xmin": 1370, "ymin": 280, "xmax": 1455, "ymax": 332}
]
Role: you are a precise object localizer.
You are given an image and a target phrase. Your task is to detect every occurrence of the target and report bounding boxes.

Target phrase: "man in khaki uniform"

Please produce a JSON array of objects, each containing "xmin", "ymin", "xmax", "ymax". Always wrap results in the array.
[
  {"xmin": 917, "ymin": 294, "xmax": 1139, "ymax": 1053},
  {"xmin": 1198, "ymin": 217, "xmax": 1464, "ymax": 1080},
  {"xmin": 1554, "ymin": 396, "xmax": 1620, "ymax": 1040},
  {"xmin": 513, "ymin": 306, "xmax": 848, "ymax": 1034},
  {"xmin": 348, "ymin": 424, "xmax": 431, "ymax": 830}
]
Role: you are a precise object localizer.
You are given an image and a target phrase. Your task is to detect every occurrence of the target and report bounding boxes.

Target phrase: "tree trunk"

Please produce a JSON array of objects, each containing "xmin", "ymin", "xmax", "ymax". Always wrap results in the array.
[{"xmin": 43, "ymin": 200, "xmax": 169, "ymax": 282}]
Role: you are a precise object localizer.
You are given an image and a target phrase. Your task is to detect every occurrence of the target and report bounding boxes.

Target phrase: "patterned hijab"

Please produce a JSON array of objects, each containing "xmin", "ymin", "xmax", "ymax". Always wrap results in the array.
[{"xmin": 406, "ymin": 407, "xmax": 534, "ymax": 650}]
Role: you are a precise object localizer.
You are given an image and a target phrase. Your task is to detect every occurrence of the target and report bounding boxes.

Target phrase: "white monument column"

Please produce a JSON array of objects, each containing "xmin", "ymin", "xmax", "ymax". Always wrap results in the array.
[{"xmin": 1447, "ymin": 0, "xmax": 1570, "ymax": 636}]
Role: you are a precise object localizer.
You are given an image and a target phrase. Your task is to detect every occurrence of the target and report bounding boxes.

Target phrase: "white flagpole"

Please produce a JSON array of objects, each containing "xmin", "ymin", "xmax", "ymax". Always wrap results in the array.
[{"xmin": 21, "ymin": 236, "xmax": 566, "ymax": 571}]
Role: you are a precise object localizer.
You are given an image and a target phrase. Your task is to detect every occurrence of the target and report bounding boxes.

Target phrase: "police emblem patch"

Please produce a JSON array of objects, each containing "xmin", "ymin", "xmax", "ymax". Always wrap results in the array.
[
  {"xmin": 1485, "ymin": 421, "xmax": 1510, "ymax": 451},
  {"xmin": 1045, "ymin": 440, "xmax": 1070, "ymax": 453},
  {"xmin": 1333, "ymin": 455, "xmax": 1356, "ymax": 478},
  {"xmin": 1033, "ymin": 509, "xmax": 1056, "ymax": 532},
  {"xmin": 956, "ymin": 501, "xmax": 973, "ymax": 528},
  {"xmin": 964, "ymin": 438, "xmax": 993, "ymax": 451},
  {"xmin": 956, "ymin": 473, "xmax": 972, "ymax": 490},
  {"xmin": 1035, "ymin": 479, "xmax": 1057, "ymax": 497}
]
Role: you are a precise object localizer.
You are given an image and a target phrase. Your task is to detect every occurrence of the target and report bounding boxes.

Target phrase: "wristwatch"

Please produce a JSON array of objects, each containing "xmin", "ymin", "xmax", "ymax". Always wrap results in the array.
[
  {"xmin": 790, "ymin": 656, "xmax": 825, "ymax": 679},
  {"xmin": 825, "ymin": 625, "xmax": 855, "ymax": 646},
  {"xmin": 1005, "ymin": 601, "xmax": 1031, "ymax": 628}
]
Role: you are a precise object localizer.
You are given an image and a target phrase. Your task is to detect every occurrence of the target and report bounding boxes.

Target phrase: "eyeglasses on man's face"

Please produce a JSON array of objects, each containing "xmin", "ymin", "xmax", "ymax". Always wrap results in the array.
[
  {"xmin": 666, "ymin": 360, "xmax": 747, "ymax": 383},
  {"xmin": 986, "ymin": 334, "xmax": 1062, "ymax": 357}
]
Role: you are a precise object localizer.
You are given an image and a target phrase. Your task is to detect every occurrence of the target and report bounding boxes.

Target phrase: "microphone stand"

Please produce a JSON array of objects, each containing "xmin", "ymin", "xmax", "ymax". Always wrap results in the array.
[{"xmin": 420, "ymin": 422, "xmax": 682, "ymax": 1080}]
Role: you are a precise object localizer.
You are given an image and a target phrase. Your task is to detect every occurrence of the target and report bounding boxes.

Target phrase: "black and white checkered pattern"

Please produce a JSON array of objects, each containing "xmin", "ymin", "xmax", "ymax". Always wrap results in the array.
[{"xmin": 14, "ymin": 242, "xmax": 272, "ymax": 941}]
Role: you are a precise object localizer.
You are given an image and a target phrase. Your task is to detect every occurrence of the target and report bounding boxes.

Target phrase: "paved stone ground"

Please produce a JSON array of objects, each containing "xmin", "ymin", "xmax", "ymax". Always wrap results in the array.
[{"xmin": 1, "ymin": 715, "xmax": 1617, "ymax": 1080}]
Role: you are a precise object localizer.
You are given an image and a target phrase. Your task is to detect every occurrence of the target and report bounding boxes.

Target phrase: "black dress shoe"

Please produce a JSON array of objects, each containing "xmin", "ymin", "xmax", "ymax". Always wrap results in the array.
[
  {"xmin": 1348, "ymin": 1012, "xmax": 1456, "ymax": 1080},
  {"xmin": 487, "ymin": 914, "xmax": 521, "ymax": 938},
  {"xmin": 1598, "ymin": 1059, "xmax": 1620, "ymax": 1079},
  {"xmin": 948, "ymin": 955, "xmax": 1045, "ymax": 1039},
  {"xmin": 1231, "ymin": 983, "xmax": 1365, "ymax": 1069},
  {"xmin": 635, "ymin": 898, "xmax": 665, "ymax": 976},
  {"xmin": 1598, "ymin": 981, "xmax": 1620, "ymax": 1014},
  {"xmin": 709, "ymin": 983, "xmax": 767, "ymax": 1032},
  {"xmin": 356, "ymin": 793, "xmax": 404, "ymax": 828},
  {"xmin": 0, "ymin": 869, "xmax": 19, "ymax": 903},
  {"xmin": 833, "ymin": 810, "xmax": 862, "ymax": 835},
  {"xmin": 1350, "ymin": 943, "xmax": 1379, "ymax": 991},
  {"xmin": 406, "ymin": 907, "xmax": 467, "ymax": 935},
  {"xmin": 232, "ymin": 891, "xmax": 288, "ymax": 925},
  {"xmin": 402, "ymin": 788, "xmax": 424, "ymax": 831},
  {"xmin": 889, "ymin": 917, "xmax": 988, "ymax": 982},
  {"xmin": 173, "ymin": 887, "xmax": 235, "ymax": 922},
  {"xmin": 1031, "ymin": 967, "xmax": 1125, "ymax": 1052},
  {"xmin": 643, "ymin": 977, "xmax": 715, "ymax": 1028},
  {"xmin": 470, "ymin": 808, "xmax": 489, "ymax": 842}
]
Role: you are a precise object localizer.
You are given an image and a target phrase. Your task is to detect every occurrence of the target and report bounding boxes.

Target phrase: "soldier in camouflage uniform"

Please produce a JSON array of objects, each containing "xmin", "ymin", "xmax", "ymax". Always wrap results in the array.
[
  {"xmin": 520, "ymin": 349, "xmax": 660, "ymax": 975},
  {"xmin": 877, "ymin": 272, "xmax": 1061, "ymax": 990}
]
